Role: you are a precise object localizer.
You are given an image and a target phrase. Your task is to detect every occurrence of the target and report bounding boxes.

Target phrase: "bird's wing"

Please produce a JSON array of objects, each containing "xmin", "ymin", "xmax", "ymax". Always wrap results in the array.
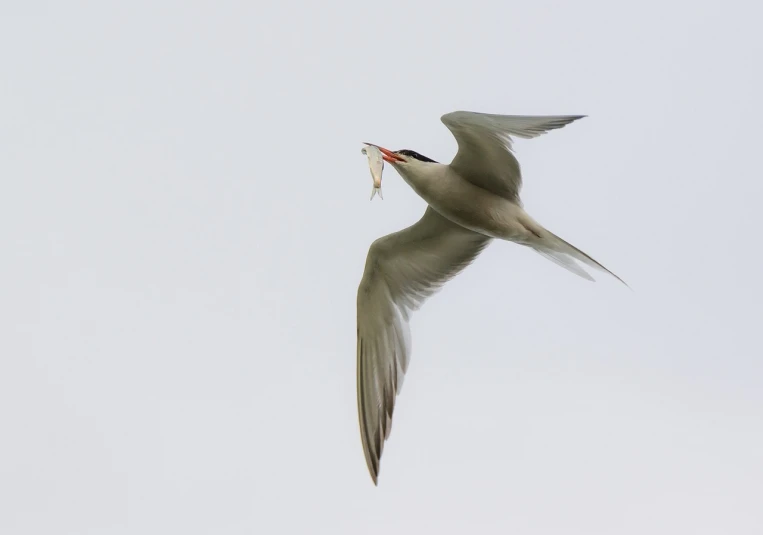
[
  {"xmin": 357, "ymin": 207, "xmax": 491, "ymax": 484},
  {"xmin": 441, "ymin": 111, "xmax": 586, "ymax": 202}
]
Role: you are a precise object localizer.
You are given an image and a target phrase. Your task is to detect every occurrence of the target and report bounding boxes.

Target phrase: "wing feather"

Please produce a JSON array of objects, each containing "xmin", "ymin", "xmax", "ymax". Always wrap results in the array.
[
  {"xmin": 441, "ymin": 111, "xmax": 585, "ymax": 201},
  {"xmin": 356, "ymin": 207, "xmax": 491, "ymax": 484}
]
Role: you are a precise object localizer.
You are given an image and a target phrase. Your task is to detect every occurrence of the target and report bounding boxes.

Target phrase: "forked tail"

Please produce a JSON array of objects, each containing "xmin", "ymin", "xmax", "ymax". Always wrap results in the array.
[{"xmin": 531, "ymin": 228, "xmax": 629, "ymax": 287}]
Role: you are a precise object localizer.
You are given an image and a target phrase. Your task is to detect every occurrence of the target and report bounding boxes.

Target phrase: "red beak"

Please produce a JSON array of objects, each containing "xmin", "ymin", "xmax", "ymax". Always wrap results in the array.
[{"xmin": 363, "ymin": 143, "xmax": 406, "ymax": 163}]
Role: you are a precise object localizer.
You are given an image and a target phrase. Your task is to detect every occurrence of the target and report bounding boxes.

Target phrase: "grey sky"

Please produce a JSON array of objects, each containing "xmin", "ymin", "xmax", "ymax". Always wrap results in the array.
[{"xmin": 2, "ymin": 1, "xmax": 762, "ymax": 533}]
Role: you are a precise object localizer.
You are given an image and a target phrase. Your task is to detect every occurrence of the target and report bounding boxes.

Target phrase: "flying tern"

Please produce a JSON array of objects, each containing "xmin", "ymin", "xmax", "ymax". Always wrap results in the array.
[{"xmin": 357, "ymin": 110, "xmax": 626, "ymax": 485}]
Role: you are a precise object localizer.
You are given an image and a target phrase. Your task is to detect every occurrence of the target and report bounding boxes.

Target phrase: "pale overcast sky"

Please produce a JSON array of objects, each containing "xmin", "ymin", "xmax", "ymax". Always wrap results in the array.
[{"xmin": 2, "ymin": 1, "xmax": 762, "ymax": 534}]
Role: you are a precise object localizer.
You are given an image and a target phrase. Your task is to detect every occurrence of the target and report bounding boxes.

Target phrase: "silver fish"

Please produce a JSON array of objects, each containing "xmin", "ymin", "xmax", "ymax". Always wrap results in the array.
[{"xmin": 361, "ymin": 145, "xmax": 384, "ymax": 200}]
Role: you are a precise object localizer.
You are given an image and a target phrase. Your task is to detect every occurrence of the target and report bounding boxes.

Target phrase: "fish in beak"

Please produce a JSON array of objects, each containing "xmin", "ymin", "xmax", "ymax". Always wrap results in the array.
[
  {"xmin": 363, "ymin": 143, "xmax": 407, "ymax": 164},
  {"xmin": 361, "ymin": 145, "xmax": 385, "ymax": 200}
]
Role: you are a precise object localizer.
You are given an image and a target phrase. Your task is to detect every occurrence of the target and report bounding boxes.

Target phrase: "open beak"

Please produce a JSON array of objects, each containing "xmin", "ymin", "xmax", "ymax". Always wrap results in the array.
[{"xmin": 363, "ymin": 142, "xmax": 406, "ymax": 163}]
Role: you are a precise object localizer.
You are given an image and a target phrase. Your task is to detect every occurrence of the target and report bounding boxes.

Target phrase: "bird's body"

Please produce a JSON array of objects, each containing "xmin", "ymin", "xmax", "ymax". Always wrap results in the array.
[
  {"xmin": 356, "ymin": 111, "xmax": 626, "ymax": 485},
  {"xmin": 395, "ymin": 160, "xmax": 538, "ymax": 243}
]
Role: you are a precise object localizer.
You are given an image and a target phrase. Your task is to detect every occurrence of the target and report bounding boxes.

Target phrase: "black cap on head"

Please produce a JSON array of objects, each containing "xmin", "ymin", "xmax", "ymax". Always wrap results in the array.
[{"xmin": 395, "ymin": 149, "xmax": 438, "ymax": 163}]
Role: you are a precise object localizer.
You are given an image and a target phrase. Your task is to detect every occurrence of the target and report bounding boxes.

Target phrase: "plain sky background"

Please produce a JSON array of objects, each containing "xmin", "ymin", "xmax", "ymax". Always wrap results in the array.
[{"xmin": 2, "ymin": 1, "xmax": 762, "ymax": 533}]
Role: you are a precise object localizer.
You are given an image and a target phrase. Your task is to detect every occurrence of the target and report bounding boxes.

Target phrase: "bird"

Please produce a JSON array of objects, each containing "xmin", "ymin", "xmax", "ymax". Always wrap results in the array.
[{"xmin": 356, "ymin": 110, "xmax": 626, "ymax": 485}]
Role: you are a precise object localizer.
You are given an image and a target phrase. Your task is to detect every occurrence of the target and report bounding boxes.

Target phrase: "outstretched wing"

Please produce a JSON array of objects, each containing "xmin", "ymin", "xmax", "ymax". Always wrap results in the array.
[
  {"xmin": 441, "ymin": 111, "xmax": 585, "ymax": 202},
  {"xmin": 357, "ymin": 207, "xmax": 491, "ymax": 484}
]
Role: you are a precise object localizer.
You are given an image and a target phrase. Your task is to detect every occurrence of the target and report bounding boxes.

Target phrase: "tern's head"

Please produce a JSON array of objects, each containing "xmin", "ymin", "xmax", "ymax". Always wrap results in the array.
[{"xmin": 363, "ymin": 143, "xmax": 439, "ymax": 170}]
